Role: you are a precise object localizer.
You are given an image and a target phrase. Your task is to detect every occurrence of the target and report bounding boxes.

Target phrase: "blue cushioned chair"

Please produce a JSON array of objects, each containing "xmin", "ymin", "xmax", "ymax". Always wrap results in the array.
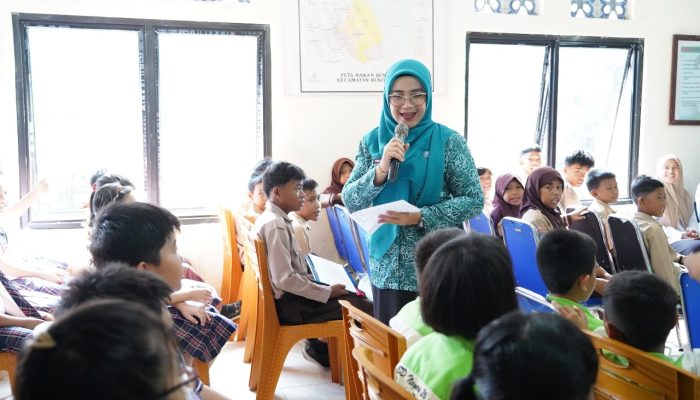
[
  {"xmin": 679, "ymin": 272, "xmax": 700, "ymax": 349},
  {"xmin": 326, "ymin": 206, "xmax": 348, "ymax": 262},
  {"xmin": 516, "ymin": 287, "xmax": 555, "ymax": 313},
  {"xmin": 464, "ymin": 212, "xmax": 495, "ymax": 236},
  {"xmin": 334, "ymin": 205, "xmax": 368, "ymax": 275},
  {"xmin": 501, "ymin": 217, "xmax": 547, "ymax": 297}
]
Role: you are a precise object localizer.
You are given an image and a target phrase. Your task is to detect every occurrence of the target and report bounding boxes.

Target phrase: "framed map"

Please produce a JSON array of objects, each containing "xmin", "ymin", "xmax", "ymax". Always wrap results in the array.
[{"xmin": 298, "ymin": 0, "xmax": 434, "ymax": 92}]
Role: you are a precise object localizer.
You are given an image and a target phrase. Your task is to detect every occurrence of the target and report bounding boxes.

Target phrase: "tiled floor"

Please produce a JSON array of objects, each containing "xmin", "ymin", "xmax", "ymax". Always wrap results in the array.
[{"xmin": 208, "ymin": 340, "xmax": 346, "ymax": 400}]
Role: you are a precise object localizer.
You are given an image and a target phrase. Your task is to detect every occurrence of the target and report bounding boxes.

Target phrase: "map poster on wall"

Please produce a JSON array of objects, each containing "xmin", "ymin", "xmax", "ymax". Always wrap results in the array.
[
  {"xmin": 670, "ymin": 35, "xmax": 700, "ymax": 125},
  {"xmin": 298, "ymin": 0, "xmax": 434, "ymax": 93}
]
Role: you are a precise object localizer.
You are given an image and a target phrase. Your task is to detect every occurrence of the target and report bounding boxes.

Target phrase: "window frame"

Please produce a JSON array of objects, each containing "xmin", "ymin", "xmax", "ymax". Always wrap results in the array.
[
  {"xmin": 464, "ymin": 32, "xmax": 644, "ymax": 202},
  {"xmin": 13, "ymin": 13, "xmax": 271, "ymax": 228}
]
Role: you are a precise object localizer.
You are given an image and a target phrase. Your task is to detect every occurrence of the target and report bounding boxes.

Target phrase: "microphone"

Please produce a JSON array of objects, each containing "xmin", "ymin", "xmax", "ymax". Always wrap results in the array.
[{"xmin": 388, "ymin": 122, "xmax": 409, "ymax": 183}]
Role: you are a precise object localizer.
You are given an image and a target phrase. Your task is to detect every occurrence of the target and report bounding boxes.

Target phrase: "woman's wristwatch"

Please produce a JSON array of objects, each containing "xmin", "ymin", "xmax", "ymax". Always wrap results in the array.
[{"xmin": 416, "ymin": 212, "xmax": 425, "ymax": 229}]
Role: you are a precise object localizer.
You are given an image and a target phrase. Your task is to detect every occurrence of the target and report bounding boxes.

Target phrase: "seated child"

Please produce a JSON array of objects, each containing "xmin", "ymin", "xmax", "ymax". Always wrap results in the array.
[
  {"xmin": 394, "ymin": 235, "xmax": 518, "ymax": 400},
  {"xmin": 516, "ymin": 144, "xmax": 542, "ymax": 184},
  {"xmin": 560, "ymin": 150, "xmax": 595, "ymax": 211},
  {"xmin": 389, "ymin": 228, "xmax": 464, "ymax": 347},
  {"xmin": 520, "ymin": 166, "xmax": 586, "ymax": 239},
  {"xmin": 57, "ymin": 263, "xmax": 230, "ymax": 400},
  {"xmin": 490, "ymin": 174, "xmax": 524, "ymax": 238},
  {"xmin": 478, "ymin": 167, "xmax": 493, "ymax": 214},
  {"xmin": 0, "ymin": 270, "xmax": 52, "ymax": 353},
  {"xmin": 16, "ymin": 299, "xmax": 192, "ymax": 400},
  {"xmin": 450, "ymin": 312, "xmax": 598, "ymax": 400},
  {"xmin": 603, "ymin": 271, "xmax": 687, "ymax": 370},
  {"xmin": 630, "ymin": 175, "xmax": 684, "ymax": 294},
  {"xmin": 90, "ymin": 202, "xmax": 236, "ymax": 363},
  {"xmin": 242, "ymin": 158, "xmax": 273, "ymax": 221},
  {"xmin": 537, "ymin": 229, "xmax": 604, "ymax": 333},
  {"xmin": 321, "ymin": 158, "xmax": 354, "ymax": 207},
  {"xmin": 289, "ymin": 178, "xmax": 321, "ymax": 257},
  {"xmin": 253, "ymin": 161, "xmax": 372, "ymax": 367},
  {"xmin": 586, "ymin": 169, "xmax": 618, "ymax": 252}
]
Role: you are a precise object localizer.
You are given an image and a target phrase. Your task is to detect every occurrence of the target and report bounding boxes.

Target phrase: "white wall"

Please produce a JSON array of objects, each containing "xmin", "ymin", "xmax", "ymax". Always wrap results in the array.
[{"xmin": 1, "ymin": 0, "xmax": 699, "ymax": 288}]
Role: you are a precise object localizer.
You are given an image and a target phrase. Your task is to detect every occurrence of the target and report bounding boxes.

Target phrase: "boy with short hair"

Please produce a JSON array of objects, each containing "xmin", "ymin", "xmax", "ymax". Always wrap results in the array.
[
  {"xmin": 561, "ymin": 150, "xmax": 595, "ymax": 211},
  {"xmin": 536, "ymin": 229, "xmax": 603, "ymax": 332},
  {"xmin": 586, "ymin": 169, "xmax": 619, "ymax": 251},
  {"xmin": 243, "ymin": 158, "xmax": 273, "ymax": 221},
  {"xmin": 389, "ymin": 227, "xmax": 464, "ymax": 347},
  {"xmin": 289, "ymin": 178, "xmax": 321, "ymax": 257},
  {"xmin": 517, "ymin": 144, "xmax": 543, "ymax": 183},
  {"xmin": 253, "ymin": 161, "xmax": 372, "ymax": 368},
  {"xmin": 58, "ymin": 263, "xmax": 231, "ymax": 400},
  {"xmin": 631, "ymin": 175, "xmax": 684, "ymax": 294},
  {"xmin": 90, "ymin": 202, "xmax": 236, "ymax": 363},
  {"xmin": 603, "ymin": 271, "xmax": 683, "ymax": 368}
]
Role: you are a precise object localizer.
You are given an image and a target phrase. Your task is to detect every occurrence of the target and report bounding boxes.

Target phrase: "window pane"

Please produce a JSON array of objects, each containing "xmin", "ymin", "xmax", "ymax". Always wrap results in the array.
[
  {"xmin": 157, "ymin": 31, "xmax": 262, "ymax": 214},
  {"xmin": 467, "ymin": 43, "xmax": 548, "ymax": 177},
  {"xmin": 26, "ymin": 26, "xmax": 145, "ymax": 222},
  {"xmin": 556, "ymin": 46, "xmax": 632, "ymax": 198}
]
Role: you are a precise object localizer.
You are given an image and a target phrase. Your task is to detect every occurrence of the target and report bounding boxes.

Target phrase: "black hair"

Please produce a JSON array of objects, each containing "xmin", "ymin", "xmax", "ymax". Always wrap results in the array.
[
  {"xmin": 90, "ymin": 169, "xmax": 108, "ymax": 188},
  {"xmin": 89, "ymin": 183, "xmax": 134, "ymax": 227},
  {"xmin": 585, "ymin": 169, "xmax": 617, "ymax": 192},
  {"xmin": 564, "ymin": 150, "xmax": 595, "ymax": 168},
  {"xmin": 414, "ymin": 228, "xmax": 464, "ymax": 277},
  {"xmin": 89, "ymin": 173, "xmax": 135, "ymax": 225},
  {"xmin": 519, "ymin": 145, "xmax": 542, "ymax": 156},
  {"xmin": 90, "ymin": 202, "xmax": 181, "ymax": 268},
  {"xmin": 302, "ymin": 178, "xmax": 319, "ymax": 192},
  {"xmin": 57, "ymin": 262, "xmax": 172, "ymax": 317},
  {"xmin": 262, "ymin": 161, "xmax": 306, "ymax": 198},
  {"xmin": 537, "ymin": 229, "xmax": 597, "ymax": 295},
  {"xmin": 16, "ymin": 299, "xmax": 179, "ymax": 400},
  {"xmin": 477, "ymin": 167, "xmax": 492, "ymax": 176},
  {"xmin": 247, "ymin": 158, "xmax": 274, "ymax": 193},
  {"xmin": 630, "ymin": 175, "xmax": 664, "ymax": 205},
  {"xmin": 420, "ymin": 235, "xmax": 517, "ymax": 339},
  {"xmin": 603, "ymin": 271, "xmax": 678, "ymax": 352},
  {"xmin": 450, "ymin": 312, "xmax": 598, "ymax": 400}
]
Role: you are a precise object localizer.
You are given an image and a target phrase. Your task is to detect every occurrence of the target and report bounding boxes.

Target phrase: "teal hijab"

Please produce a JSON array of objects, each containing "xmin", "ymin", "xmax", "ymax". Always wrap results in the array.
[{"xmin": 365, "ymin": 59, "xmax": 454, "ymax": 259}]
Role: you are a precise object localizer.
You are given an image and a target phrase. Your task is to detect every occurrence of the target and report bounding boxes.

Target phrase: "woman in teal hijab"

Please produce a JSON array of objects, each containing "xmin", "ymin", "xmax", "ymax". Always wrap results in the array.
[{"xmin": 342, "ymin": 59, "xmax": 483, "ymax": 323}]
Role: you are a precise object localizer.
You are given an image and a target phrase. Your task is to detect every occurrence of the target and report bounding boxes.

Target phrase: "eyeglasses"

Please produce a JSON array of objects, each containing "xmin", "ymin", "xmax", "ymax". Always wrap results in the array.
[
  {"xmin": 388, "ymin": 92, "xmax": 427, "ymax": 107},
  {"xmin": 157, "ymin": 365, "xmax": 198, "ymax": 398}
]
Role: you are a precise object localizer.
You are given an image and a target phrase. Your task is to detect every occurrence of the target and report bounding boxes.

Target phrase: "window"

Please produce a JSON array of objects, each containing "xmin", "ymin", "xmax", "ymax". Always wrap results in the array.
[
  {"xmin": 466, "ymin": 33, "xmax": 642, "ymax": 200},
  {"xmin": 13, "ymin": 14, "xmax": 270, "ymax": 227}
]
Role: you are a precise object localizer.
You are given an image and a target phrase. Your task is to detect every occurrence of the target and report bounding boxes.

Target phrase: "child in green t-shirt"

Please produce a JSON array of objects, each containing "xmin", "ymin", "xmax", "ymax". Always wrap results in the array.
[{"xmin": 536, "ymin": 229, "xmax": 604, "ymax": 332}]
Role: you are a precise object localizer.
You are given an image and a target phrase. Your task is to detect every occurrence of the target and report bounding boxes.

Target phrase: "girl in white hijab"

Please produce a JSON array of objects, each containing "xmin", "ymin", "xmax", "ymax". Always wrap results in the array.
[{"xmin": 656, "ymin": 154, "xmax": 700, "ymax": 255}]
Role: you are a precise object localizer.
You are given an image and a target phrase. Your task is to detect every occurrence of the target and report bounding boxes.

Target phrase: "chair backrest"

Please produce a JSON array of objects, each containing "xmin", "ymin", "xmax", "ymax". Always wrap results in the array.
[
  {"xmin": 608, "ymin": 215, "xmax": 652, "ymax": 273},
  {"xmin": 570, "ymin": 211, "xmax": 616, "ymax": 274},
  {"xmin": 680, "ymin": 272, "xmax": 700, "ymax": 349},
  {"xmin": 352, "ymin": 347, "xmax": 413, "ymax": 400},
  {"xmin": 515, "ymin": 286, "xmax": 555, "ymax": 313},
  {"xmin": 340, "ymin": 299, "xmax": 406, "ymax": 378},
  {"xmin": 246, "ymin": 238, "xmax": 281, "ymax": 331},
  {"xmin": 584, "ymin": 330, "xmax": 700, "ymax": 400},
  {"xmin": 218, "ymin": 207, "xmax": 244, "ymax": 303},
  {"xmin": 326, "ymin": 207, "xmax": 348, "ymax": 262},
  {"xmin": 334, "ymin": 205, "xmax": 368, "ymax": 275},
  {"xmin": 354, "ymin": 222, "xmax": 371, "ymax": 274},
  {"xmin": 501, "ymin": 217, "xmax": 548, "ymax": 297},
  {"xmin": 465, "ymin": 211, "xmax": 495, "ymax": 235}
]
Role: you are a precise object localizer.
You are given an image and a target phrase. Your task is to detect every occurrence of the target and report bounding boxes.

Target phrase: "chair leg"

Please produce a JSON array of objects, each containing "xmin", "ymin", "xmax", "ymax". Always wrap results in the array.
[
  {"xmin": 336, "ymin": 334, "xmax": 352, "ymax": 400},
  {"xmin": 328, "ymin": 337, "xmax": 341, "ymax": 384},
  {"xmin": 243, "ymin": 290, "xmax": 259, "ymax": 363},
  {"xmin": 248, "ymin": 297, "xmax": 263, "ymax": 390},
  {"xmin": 255, "ymin": 335, "xmax": 295, "ymax": 400},
  {"xmin": 236, "ymin": 273, "xmax": 252, "ymax": 342}
]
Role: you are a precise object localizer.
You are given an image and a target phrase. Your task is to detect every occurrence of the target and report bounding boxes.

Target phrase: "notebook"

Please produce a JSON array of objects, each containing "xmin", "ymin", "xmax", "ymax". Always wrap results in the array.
[{"xmin": 306, "ymin": 254, "xmax": 359, "ymax": 291}]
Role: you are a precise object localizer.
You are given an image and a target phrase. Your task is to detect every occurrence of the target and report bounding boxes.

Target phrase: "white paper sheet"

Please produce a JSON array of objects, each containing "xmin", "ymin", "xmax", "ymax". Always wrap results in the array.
[
  {"xmin": 307, "ymin": 254, "xmax": 357, "ymax": 290},
  {"xmin": 349, "ymin": 200, "xmax": 420, "ymax": 235}
]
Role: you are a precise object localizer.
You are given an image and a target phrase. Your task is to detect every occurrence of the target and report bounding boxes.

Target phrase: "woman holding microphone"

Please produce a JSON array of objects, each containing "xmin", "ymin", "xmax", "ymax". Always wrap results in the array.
[{"xmin": 343, "ymin": 59, "xmax": 483, "ymax": 323}]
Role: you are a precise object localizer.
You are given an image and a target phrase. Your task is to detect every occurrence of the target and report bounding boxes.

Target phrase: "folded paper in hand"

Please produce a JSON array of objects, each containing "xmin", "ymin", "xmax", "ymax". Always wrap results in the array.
[
  {"xmin": 307, "ymin": 254, "xmax": 358, "ymax": 291},
  {"xmin": 349, "ymin": 200, "xmax": 420, "ymax": 235}
]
